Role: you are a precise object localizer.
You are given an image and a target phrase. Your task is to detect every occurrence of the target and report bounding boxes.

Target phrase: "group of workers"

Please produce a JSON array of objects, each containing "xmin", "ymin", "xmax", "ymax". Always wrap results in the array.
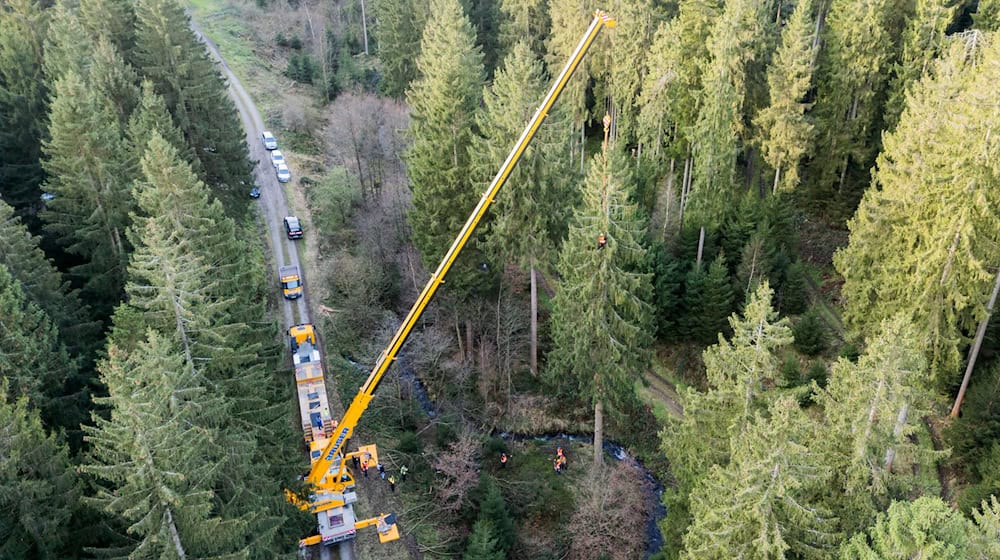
[
  {"xmin": 498, "ymin": 446, "xmax": 569, "ymax": 473},
  {"xmin": 354, "ymin": 454, "xmax": 407, "ymax": 493}
]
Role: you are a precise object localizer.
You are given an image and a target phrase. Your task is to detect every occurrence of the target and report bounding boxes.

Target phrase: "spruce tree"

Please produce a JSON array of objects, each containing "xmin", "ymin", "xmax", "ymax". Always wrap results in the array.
[
  {"xmin": 546, "ymin": 144, "xmax": 654, "ymax": 466},
  {"xmin": 601, "ymin": 0, "xmax": 657, "ymax": 146},
  {"xmin": 82, "ymin": 333, "xmax": 253, "ymax": 559},
  {"xmin": 833, "ymin": 39, "xmax": 1000, "ymax": 382},
  {"xmin": 735, "ymin": 231, "xmax": 775, "ymax": 300},
  {"xmin": 683, "ymin": 398, "xmax": 838, "ymax": 559},
  {"xmin": 884, "ymin": 0, "xmax": 957, "ymax": 130},
  {"xmin": 840, "ymin": 497, "xmax": 975, "ymax": 559},
  {"xmin": 792, "ymin": 307, "xmax": 827, "ymax": 356},
  {"xmin": 474, "ymin": 41, "xmax": 574, "ymax": 372},
  {"xmin": 972, "ymin": 496, "xmax": 1000, "ymax": 558},
  {"xmin": 41, "ymin": 70, "xmax": 133, "ymax": 316},
  {"xmin": 477, "ymin": 477, "xmax": 515, "ymax": 554},
  {"xmin": 133, "ymin": 0, "xmax": 252, "ymax": 206},
  {"xmin": 0, "ymin": 0, "xmax": 49, "ymax": 214},
  {"xmin": 686, "ymin": 0, "xmax": 774, "ymax": 228},
  {"xmin": 0, "ymin": 199, "xmax": 99, "ymax": 355},
  {"xmin": 815, "ymin": 316, "xmax": 931, "ymax": 530},
  {"xmin": 79, "ymin": 0, "xmax": 137, "ymax": 57},
  {"xmin": 780, "ymin": 260, "xmax": 808, "ymax": 315},
  {"xmin": 976, "ymin": 0, "xmax": 1000, "ymax": 31},
  {"xmin": 373, "ymin": 0, "xmax": 428, "ymax": 97},
  {"xmin": 753, "ymin": 0, "xmax": 817, "ymax": 194},
  {"xmin": 89, "ymin": 37, "xmax": 141, "ymax": 132},
  {"xmin": 498, "ymin": 0, "xmax": 549, "ymax": 58},
  {"xmin": 464, "ymin": 519, "xmax": 505, "ymax": 560},
  {"xmin": 544, "ymin": 0, "xmax": 593, "ymax": 165},
  {"xmin": 405, "ymin": 0, "xmax": 484, "ymax": 274},
  {"xmin": 695, "ymin": 253, "xmax": 734, "ymax": 344},
  {"xmin": 42, "ymin": 2, "xmax": 94, "ymax": 84},
  {"xmin": 808, "ymin": 0, "xmax": 894, "ymax": 216},
  {"xmin": 128, "ymin": 79, "xmax": 195, "ymax": 170},
  {"xmin": 0, "ymin": 385, "xmax": 79, "ymax": 559}
]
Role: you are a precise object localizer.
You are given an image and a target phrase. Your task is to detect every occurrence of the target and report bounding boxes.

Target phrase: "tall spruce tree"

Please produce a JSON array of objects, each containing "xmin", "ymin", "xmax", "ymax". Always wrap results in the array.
[
  {"xmin": 0, "ymin": 265, "xmax": 81, "ymax": 433},
  {"xmin": 89, "ymin": 36, "xmax": 141, "ymax": 132},
  {"xmin": 405, "ymin": 0, "xmax": 484, "ymax": 273},
  {"xmin": 82, "ymin": 333, "xmax": 254, "ymax": 559},
  {"xmin": 0, "ymin": 199, "xmax": 98, "ymax": 355},
  {"xmin": 373, "ymin": 0, "xmax": 428, "ymax": 98},
  {"xmin": 133, "ymin": 0, "xmax": 252, "ymax": 207},
  {"xmin": 0, "ymin": 0, "xmax": 48, "ymax": 214},
  {"xmin": 808, "ymin": 0, "xmax": 894, "ymax": 216},
  {"xmin": 79, "ymin": 0, "xmax": 137, "ymax": 57},
  {"xmin": 687, "ymin": 0, "xmax": 774, "ymax": 228},
  {"xmin": 694, "ymin": 252, "xmax": 735, "ymax": 344},
  {"xmin": 41, "ymin": 70, "xmax": 133, "ymax": 316},
  {"xmin": 42, "ymin": 2, "xmax": 94, "ymax": 84},
  {"xmin": 128, "ymin": 80, "xmax": 195, "ymax": 170},
  {"xmin": 544, "ymin": 0, "xmax": 593, "ymax": 167},
  {"xmin": 464, "ymin": 519, "xmax": 505, "ymax": 560},
  {"xmin": 546, "ymin": 142, "xmax": 654, "ymax": 466},
  {"xmin": 600, "ymin": 0, "xmax": 657, "ymax": 146},
  {"xmin": 841, "ymin": 497, "xmax": 975, "ymax": 559},
  {"xmin": 973, "ymin": 496, "xmax": 1000, "ymax": 558},
  {"xmin": 474, "ymin": 42, "xmax": 574, "ymax": 373},
  {"xmin": 833, "ymin": 39, "xmax": 1000, "ymax": 382},
  {"xmin": 753, "ymin": 0, "xmax": 817, "ymax": 194},
  {"xmin": 683, "ymin": 397, "xmax": 838, "ymax": 559},
  {"xmin": 0, "ymin": 385, "xmax": 79, "ymax": 559},
  {"xmin": 498, "ymin": 0, "xmax": 549, "ymax": 57},
  {"xmin": 883, "ymin": 0, "xmax": 957, "ymax": 130},
  {"xmin": 815, "ymin": 316, "xmax": 932, "ymax": 531}
]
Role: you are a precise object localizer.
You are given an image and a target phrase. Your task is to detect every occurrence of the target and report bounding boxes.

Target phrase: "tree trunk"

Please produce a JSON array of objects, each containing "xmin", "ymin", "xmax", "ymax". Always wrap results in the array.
[
  {"xmin": 455, "ymin": 319, "xmax": 464, "ymax": 360},
  {"xmin": 530, "ymin": 263, "xmax": 538, "ymax": 375},
  {"xmin": 593, "ymin": 399, "xmax": 603, "ymax": 467},
  {"xmin": 465, "ymin": 320, "xmax": 474, "ymax": 364},
  {"xmin": 883, "ymin": 403, "xmax": 909, "ymax": 472},
  {"xmin": 772, "ymin": 166, "xmax": 781, "ymax": 195},
  {"xmin": 166, "ymin": 508, "xmax": 187, "ymax": 560},
  {"xmin": 360, "ymin": 0, "xmax": 369, "ymax": 55},
  {"xmin": 951, "ymin": 266, "xmax": 1000, "ymax": 417},
  {"xmin": 696, "ymin": 226, "xmax": 706, "ymax": 271},
  {"xmin": 580, "ymin": 121, "xmax": 586, "ymax": 173}
]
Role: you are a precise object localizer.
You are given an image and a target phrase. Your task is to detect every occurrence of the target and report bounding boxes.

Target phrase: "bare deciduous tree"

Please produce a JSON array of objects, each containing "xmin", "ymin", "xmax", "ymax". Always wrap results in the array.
[
  {"xmin": 431, "ymin": 430, "xmax": 481, "ymax": 512},
  {"xmin": 567, "ymin": 461, "xmax": 651, "ymax": 560}
]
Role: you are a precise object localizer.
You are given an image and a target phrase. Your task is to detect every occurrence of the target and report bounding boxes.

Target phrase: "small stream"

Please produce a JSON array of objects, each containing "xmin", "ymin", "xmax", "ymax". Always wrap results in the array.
[{"xmin": 348, "ymin": 358, "xmax": 667, "ymax": 558}]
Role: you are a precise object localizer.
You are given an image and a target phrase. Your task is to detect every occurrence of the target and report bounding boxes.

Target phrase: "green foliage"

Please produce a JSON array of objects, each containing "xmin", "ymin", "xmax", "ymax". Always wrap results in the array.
[
  {"xmin": 464, "ymin": 519, "xmax": 505, "ymax": 560},
  {"xmin": 79, "ymin": 0, "xmax": 137, "ymax": 56},
  {"xmin": 307, "ymin": 165, "xmax": 361, "ymax": 234},
  {"xmin": 972, "ymin": 496, "xmax": 1000, "ymax": 558},
  {"xmin": 89, "ymin": 37, "xmax": 141, "ymax": 130},
  {"xmin": 654, "ymin": 254, "xmax": 687, "ymax": 340},
  {"xmin": 43, "ymin": 2, "xmax": 95, "ymax": 84},
  {"xmin": 833, "ymin": 39, "xmax": 1000, "ymax": 384},
  {"xmin": 128, "ymin": 79, "xmax": 195, "ymax": 170},
  {"xmin": 793, "ymin": 308, "xmax": 828, "ymax": 356},
  {"xmin": 405, "ymin": 0, "xmax": 484, "ymax": 289},
  {"xmin": 780, "ymin": 260, "xmax": 809, "ymax": 314},
  {"xmin": 546, "ymin": 146, "xmax": 654, "ymax": 421},
  {"xmin": 134, "ymin": 0, "xmax": 253, "ymax": 208},
  {"xmin": 683, "ymin": 398, "xmax": 838, "ymax": 558},
  {"xmin": 373, "ymin": 0, "xmax": 428, "ymax": 97},
  {"xmin": 41, "ymin": 70, "xmax": 133, "ymax": 316},
  {"xmin": 0, "ymin": 385, "xmax": 79, "ymax": 559},
  {"xmin": 945, "ymin": 361, "xmax": 1000, "ymax": 478},
  {"xmin": 957, "ymin": 443, "xmax": 1000, "ymax": 514},
  {"xmin": 398, "ymin": 431, "xmax": 423, "ymax": 455},
  {"xmin": 285, "ymin": 51, "xmax": 318, "ymax": 83},
  {"xmin": 0, "ymin": 0, "xmax": 48, "ymax": 214},
  {"xmin": 815, "ymin": 316, "xmax": 932, "ymax": 530},
  {"xmin": 477, "ymin": 476, "xmax": 515, "ymax": 554},
  {"xmin": 977, "ymin": 0, "xmax": 1000, "ymax": 31},
  {"xmin": 687, "ymin": 254, "xmax": 734, "ymax": 345},
  {"xmin": 840, "ymin": 497, "xmax": 975, "ymax": 559}
]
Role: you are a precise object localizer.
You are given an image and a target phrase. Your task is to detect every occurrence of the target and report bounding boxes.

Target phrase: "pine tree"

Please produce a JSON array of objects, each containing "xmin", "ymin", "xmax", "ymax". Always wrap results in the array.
[
  {"xmin": 474, "ymin": 41, "xmax": 574, "ymax": 372},
  {"xmin": 0, "ymin": 0, "xmax": 49, "ymax": 214},
  {"xmin": 753, "ymin": 0, "xmax": 817, "ymax": 194},
  {"xmin": 808, "ymin": 0, "xmax": 894, "ymax": 216},
  {"xmin": 82, "ymin": 334, "xmax": 253, "ymax": 559},
  {"xmin": 883, "ymin": 0, "xmax": 957, "ymax": 130},
  {"xmin": 133, "ymin": 0, "xmax": 252, "ymax": 206},
  {"xmin": 815, "ymin": 316, "xmax": 931, "ymax": 530},
  {"xmin": 683, "ymin": 397, "xmax": 838, "ymax": 559},
  {"xmin": 840, "ymin": 497, "xmax": 975, "ymax": 559},
  {"xmin": 833, "ymin": 39, "xmax": 1000, "ymax": 382},
  {"xmin": 128, "ymin": 79, "xmax": 195, "ymax": 169},
  {"xmin": 373, "ymin": 0, "xmax": 428, "ymax": 97},
  {"xmin": 42, "ymin": 2, "xmax": 94, "ymax": 83},
  {"xmin": 686, "ymin": 0, "xmax": 774, "ymax": 228},
  {"xmin": 498, "ymin": 0, "xmax": 549, "ymax": 58},
  {"xmin": 0, "ymin": 199, "xmax": 99, "ymax": 355},
  {"xmin": 546, "ymin": 144, "xmax": 654, "ymax": 466},
  {"xmin": 0, "ymin": 266, "xmax": 81, "ymax": 433},
  {"xmin": 464, "ymin": 519, "xmax": 505, "ymax": 560},
  {"xmin": 89, "ymin": 36, "xmax": 141, "ymax": 131},
  {"xmin": 695, "ymin": 253, "xmax": 734, "ymax": 344},
  {"xmin": 79, "ymin": 0, "xmax": 137, "ymax": 57},
  {"xmin": 41, "ymin": 70, "xmax": 133, "ymax": 316},
  {"xmin": 405, "ymin": 0, "xmax": 484, "ymax": 274},
  {"xmin": 0, "ymin": 385, "xmax": 79, "ymax": 559},
  {"xmin": 477, "ymin": 476, "xmax": 515, "ymax": 554}
]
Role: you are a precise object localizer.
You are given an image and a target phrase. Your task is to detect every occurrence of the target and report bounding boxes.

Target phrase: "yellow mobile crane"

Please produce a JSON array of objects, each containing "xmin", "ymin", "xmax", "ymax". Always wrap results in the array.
[{"xmin": 290, "ymin": 9, "xmax": 615, "ymax": 549}]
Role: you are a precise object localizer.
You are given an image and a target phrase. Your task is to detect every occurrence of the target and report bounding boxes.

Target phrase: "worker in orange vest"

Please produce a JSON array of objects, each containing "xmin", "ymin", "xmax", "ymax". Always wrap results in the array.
[
  {"xmin": 500, "ymin": 452, "xmax": 508, "ymax": 468},
  {"xmin": 597, "ymin": 233, "xmax": 607, "ymax": 250},
  {"xmin": 361, "ymin": 460, "xmax": 369, "ymax": 478}
]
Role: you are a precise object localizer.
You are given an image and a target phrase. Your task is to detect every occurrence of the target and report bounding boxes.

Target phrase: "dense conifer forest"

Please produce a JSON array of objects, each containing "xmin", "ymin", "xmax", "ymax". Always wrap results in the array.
[{"xmin": 1, "ymin": 0, "xmax": 1000, "ymax": 557}]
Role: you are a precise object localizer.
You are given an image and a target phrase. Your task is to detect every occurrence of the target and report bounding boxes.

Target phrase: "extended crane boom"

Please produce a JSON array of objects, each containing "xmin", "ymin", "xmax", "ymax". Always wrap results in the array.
[{"xmin": 295, "ymin": 8, "xmax": 615, "ymax": 546}]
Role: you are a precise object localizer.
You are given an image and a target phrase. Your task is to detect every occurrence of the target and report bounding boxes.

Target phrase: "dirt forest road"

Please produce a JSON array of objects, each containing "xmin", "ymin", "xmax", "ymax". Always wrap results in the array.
[{"xmin": 190, "ymin": 20, "xmax": 350, "ymax": 560}]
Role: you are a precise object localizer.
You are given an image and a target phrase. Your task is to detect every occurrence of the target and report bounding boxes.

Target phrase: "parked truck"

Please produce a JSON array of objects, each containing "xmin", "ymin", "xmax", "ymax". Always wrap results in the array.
[{"xmin": 280, "ymin": 265, "xmax": 302, "ymax": 299}]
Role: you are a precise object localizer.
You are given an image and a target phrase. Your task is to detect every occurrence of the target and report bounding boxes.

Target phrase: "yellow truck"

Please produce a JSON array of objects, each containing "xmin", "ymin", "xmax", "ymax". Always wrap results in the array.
[{"xmin": 280, "ymin": 265, "xmax": 302, "ymax": 299}]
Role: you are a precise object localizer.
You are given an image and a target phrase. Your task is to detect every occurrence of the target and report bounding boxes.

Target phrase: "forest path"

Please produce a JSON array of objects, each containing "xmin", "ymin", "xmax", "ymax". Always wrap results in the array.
[{"xmin": 189, "ymin": 17, "xmax": 352, "ymax": 560}]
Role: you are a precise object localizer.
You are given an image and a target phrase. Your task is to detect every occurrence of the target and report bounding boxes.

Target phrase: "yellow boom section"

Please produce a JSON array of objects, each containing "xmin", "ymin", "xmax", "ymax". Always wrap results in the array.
[{"xmin": 305, "ymin": 9, "xmax": 615, "ymax": 488}]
